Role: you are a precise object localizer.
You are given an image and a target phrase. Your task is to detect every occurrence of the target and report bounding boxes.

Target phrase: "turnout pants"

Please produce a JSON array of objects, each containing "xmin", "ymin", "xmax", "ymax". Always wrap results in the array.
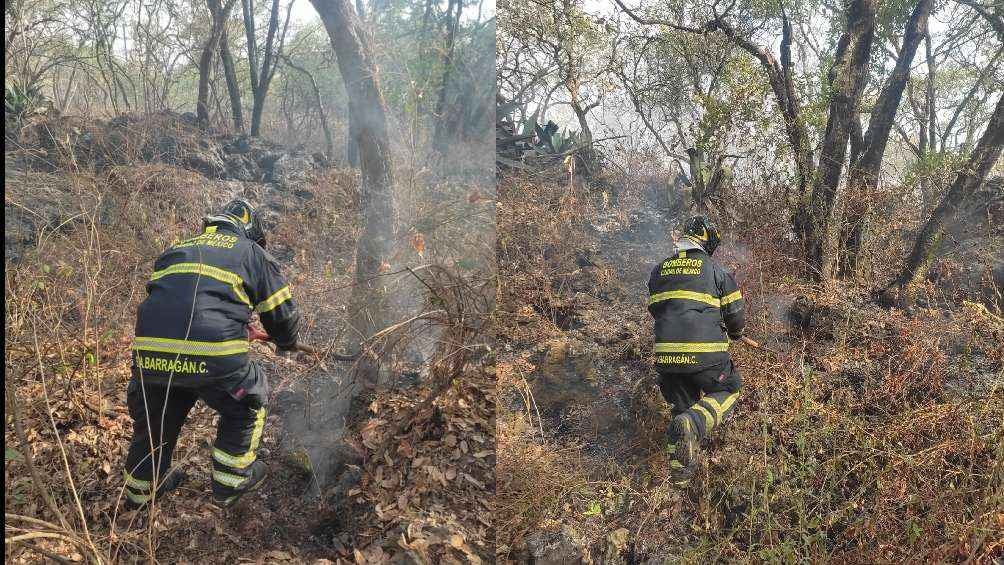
[
  {"xmin": 122, "ymin": 363, "xmax": 269, "ymax": 505},
  {"xmin": 657, "ymin": 360, "xmax": 741, "ymax": 443}
]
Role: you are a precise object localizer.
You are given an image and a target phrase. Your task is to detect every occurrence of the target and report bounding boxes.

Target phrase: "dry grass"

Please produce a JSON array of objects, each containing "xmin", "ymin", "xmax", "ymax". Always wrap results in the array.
[
  {"xmin": 4, "ymin": 114, "xmax": 497, "ymax": 563},
  {"xmin": 495, "ymin": 169, "xmax": 1003, "ymax": 563}
]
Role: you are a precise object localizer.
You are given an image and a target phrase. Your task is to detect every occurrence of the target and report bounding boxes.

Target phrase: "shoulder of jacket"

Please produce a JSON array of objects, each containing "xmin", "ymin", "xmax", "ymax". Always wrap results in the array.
[{"xmin": 246, "ymin": 241, "xmax": 283, "ymax": 269}]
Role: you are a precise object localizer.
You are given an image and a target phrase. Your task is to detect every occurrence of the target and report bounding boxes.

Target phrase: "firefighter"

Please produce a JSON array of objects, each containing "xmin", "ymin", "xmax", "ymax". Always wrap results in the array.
[
  {"xmin": 122, "ymin": 199, "xmax": 299, "ymax": 509},
  {"xmin": 647, "ymin": 215, "xmax": 745, "ymax": 484}
]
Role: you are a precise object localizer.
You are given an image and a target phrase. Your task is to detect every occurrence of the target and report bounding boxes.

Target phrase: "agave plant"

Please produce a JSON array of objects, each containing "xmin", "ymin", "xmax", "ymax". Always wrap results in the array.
[
  {"xmin": 496, "ymin": 93, "xmax": 593, "ymax": 173},
  {"xmin": 5, "ymin": 83, "xmax": 47, "ymax": 118}
]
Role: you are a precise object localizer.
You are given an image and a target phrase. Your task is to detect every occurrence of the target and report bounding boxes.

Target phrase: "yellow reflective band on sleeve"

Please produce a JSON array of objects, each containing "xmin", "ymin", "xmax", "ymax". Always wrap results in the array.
[
  {"xmin": 649, "ymin": 290, "xmax": 721, "ymax": 307},
  {"xmin": 132, "ymin": 337, "xmax": 249, "ymax": 356},
  {"xmin": 124, "ymin": 472, "xmax": 151, "ymax": 490},
  {"xmin": 150, "ymin": 262, "xmax": 251, "ymax": 307},
  {"xmin": 720, "ymin": 290, "xmax": 743, "ymax": 306},
  {"xmin": 212, "ymin": 470, "xmax": 247, "ymax": 489},
  {"xmin": 255, "ymin": 286, "xmax": 292, "ymax": 313},
  {"xmin": 654, "ymin": 342, "xmax": 730, "ymax": 353},
  {"xmin": 212, "ymin": 408, "xmax": 266, "ymax": 469}
]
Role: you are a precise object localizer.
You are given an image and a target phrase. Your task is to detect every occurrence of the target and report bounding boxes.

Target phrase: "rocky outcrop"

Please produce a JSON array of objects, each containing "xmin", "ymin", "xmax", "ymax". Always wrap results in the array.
[{"xmin": 5, "ymin": 112, "xmax": 330, "ymax": 262}]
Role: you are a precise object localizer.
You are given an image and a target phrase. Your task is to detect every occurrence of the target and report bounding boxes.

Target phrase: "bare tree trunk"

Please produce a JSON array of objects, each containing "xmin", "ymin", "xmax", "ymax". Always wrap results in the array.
[
  {"xmin": 700, "ymin": 12, "xmax": 816, "ymax": 234},
  {"xmin": 245, "ymin": 0, "xmax": 294, "ymax": 136},
  {"xmin": 198, "ymin": 0, "xmax": 238, "ymax": 126},
  {"xmin": 309, "ymin": 0, "xmax": 396, "ymax": 385},
  {"xmin": 925, "ymin": 32, "xmax": 937, "ymax": 151},
  {"xmin": 884, "ymin": 94, "xmax": 1004, "ymax": 306},
  {"xmin": 242, "ymin": 0, "xmax": 261, "ymax": 91},
  {"xmin": 281, "ymin": 54, "xmax": 335, "ymax": 158},
  {"xmin": 841, "ymin": 0, "xmax": 933, "ymax": 278},
  {"xmin": 347, "ymin": 116, "xmax": 360, "ymax": 166},
  {"xmin": 251, "ymin": 0, "xmax": 279, "ymax": 136},
  {"xmin": 219, "ymin": 26, "xmax": 245, "ymax": 133},
  {"xmin": 432, "ymin": 0, "xmax": 462, "ymax": 152},
  {"xmin": 804, "ymin": 0, "xmax": 877, "ymax": 280}
]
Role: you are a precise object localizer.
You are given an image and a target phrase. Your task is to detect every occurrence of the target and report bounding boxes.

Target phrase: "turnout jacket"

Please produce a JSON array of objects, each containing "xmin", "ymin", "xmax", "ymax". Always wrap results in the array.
[
  {"xmin": 648, "ymin": 238, "xmax": 745, "ymax": 372},
  {"xmin": 131, "ymin": 223, "xmax": 299, "ymax": 385}
]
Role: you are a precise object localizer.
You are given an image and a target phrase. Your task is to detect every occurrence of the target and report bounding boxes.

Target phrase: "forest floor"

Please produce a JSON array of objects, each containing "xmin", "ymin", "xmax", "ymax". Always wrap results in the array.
[
  {"xmin": 496, "ymin": 172, "xmax": 1003, "ymax": 563},
  {"xmin": 4, "ymin": 113, "xmax": 495, "ymax": 563}
]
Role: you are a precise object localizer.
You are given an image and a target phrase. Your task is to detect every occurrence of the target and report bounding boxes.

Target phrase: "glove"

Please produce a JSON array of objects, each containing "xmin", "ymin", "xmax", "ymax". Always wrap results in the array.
[{"xmin": 247, "ymin": 324, "xmax": 270, "ymax": 342}]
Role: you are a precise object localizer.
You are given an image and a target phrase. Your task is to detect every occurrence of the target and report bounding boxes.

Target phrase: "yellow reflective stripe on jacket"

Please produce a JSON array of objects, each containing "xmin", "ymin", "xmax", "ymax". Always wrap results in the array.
[
  {"xmin": 649, "ymin": 290, "xmax": 721, "ymax": 307},
  {"xmin": 654, "ymin": 341, "xmax": 730, "ymax": 353},
  {"xmin": 132, "ymin": 337, "xmax": 249, "ymax": 356},
  {"xmin": 124, "ymin": 471, "xmax": 151, "ymax": 490},
  {"xmin": 720, "ymin": 290, "xmax": 743, "ymax": 306},
  {"xmin": 150, "ymin": 262, "xmax": 251, "ymax": 307},
  {"xmin": 212, "ymin": 408, "xmax": 266, "ymax": 469},
  {"xmin": 212, "ymin": 470, "xmax": 247, "ymax": 489},
  {"xmin": 255, "ymin": 286, "xmax": 292, "ymax": 313}
]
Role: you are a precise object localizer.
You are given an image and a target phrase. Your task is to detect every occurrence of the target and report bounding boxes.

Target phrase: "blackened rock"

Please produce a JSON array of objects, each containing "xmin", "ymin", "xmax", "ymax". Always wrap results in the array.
[
  {"xmin": 524, "ymin": 525, "xmax": 591, "ymax": 564},
  {"xmin": 225, "ymin": 154, "xmax": 258, "ymax": 182},
  {"xmin": 269, "ymin": 153, "xmax": 315, "ymax": 189}
]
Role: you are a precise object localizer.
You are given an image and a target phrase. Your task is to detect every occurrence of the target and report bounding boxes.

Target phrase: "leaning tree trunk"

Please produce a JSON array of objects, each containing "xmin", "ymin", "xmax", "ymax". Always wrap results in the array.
[
  {"xmin": 310, "ymin": 0, "xmax": 396, "ymax": 386},
  {"xmin": 347, "ymin": 115, "xmax": 360, "ymax": 166},
  {"xmin": 432, "ymin": 0, "xmax": 462, "ymax": 153},
  {"xmin": 281, "ymin": 54, "xmax": 335, "ymax": 159},
  {"xmin": 704, "ymin": 13, "xmax": 815, "ymax": 236},
  {"xmin": 197, "ymin": 0, "xmax": 237, "ymax": 126},
  {"xmin": 885, "ymin": 94, "xmax": 1004, "ymax": 307},
  {"xmin": 250, "ymin": 0, "xmax": 283, "ymax": 136},
  {"xmin": 804, "ymin": 0, "xmax": 877, "ymax": 281},
  {"xmin": 219, "ymin": 26, "xmax": 245, "ymax": 133},
  {"xmin": 840, "ymin": 0, "xmax": 933, "ymax": 278}
]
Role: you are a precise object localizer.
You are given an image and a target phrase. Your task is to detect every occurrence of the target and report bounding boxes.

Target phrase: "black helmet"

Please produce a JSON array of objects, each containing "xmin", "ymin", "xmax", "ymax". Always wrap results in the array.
[
  {"xmin": 204, "ymin": 198, "xmax": 267, "ymax": 248},
  {"xmin": 682, "ymin": 215, "xmax": 721, "ymax": 256}
]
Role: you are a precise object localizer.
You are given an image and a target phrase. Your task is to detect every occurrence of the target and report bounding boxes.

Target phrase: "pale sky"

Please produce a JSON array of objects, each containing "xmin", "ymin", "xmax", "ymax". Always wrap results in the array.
[{"xmin": 289, "ymin": 1, "xmax": 319, "ymax": 26}]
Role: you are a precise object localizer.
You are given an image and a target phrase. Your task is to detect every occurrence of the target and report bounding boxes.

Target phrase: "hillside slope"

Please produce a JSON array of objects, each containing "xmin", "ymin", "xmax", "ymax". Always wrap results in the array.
[
  {"xmin": 4, "ymin": 113, "xmax": 495, "ymax": 563},
  {"xmin": 496, "ymin": 173, "xmax": 1003, "ymax": 563}
]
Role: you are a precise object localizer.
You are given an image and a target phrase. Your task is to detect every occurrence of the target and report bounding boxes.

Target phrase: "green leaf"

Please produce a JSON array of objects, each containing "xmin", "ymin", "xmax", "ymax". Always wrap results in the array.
[
  {"xmin": 583, "ymin": 500, "xmax": 602, "ymax": 516},
  {"xmin": 6, "ymin": 447, "xmax": 23, "ymax": 462}
]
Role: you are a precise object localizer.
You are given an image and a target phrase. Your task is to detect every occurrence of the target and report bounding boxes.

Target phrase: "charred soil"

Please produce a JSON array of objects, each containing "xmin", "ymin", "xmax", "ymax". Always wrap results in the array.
[
  {"xmin": 4, "ymin": 113, "xmax": 496, "ymax": 563},
  {"xmin": 496, "ymin": 172, "xmax": 1003, "ymax": 563}
]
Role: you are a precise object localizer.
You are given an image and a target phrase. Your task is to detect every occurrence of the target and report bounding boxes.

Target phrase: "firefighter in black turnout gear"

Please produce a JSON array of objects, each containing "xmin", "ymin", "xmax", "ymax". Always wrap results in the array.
[
  {"xmin": 647, "ymin": 215, "xmax": 745, "ymax": 484},
  {"xmin": 122, "ymin": 199, "xmax": 299, "ymax": 509}
]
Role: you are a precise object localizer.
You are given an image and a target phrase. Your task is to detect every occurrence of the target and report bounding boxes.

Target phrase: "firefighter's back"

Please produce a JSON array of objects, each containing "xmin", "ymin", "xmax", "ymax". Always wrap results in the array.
[
  {"xmin": 647, "ymin": 241, "xmax": 744, "ymax": 374},
  {"xmin": 133, "ymin": 226, "xmax": 255, "ymax": 385}
]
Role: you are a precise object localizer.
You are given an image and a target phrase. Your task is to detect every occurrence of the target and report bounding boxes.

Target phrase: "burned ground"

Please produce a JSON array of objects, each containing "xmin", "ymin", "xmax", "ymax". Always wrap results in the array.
[
  {"xmin": 4, "ymin": 114, "xmax": 495, "ymax": 563},
  {"xmin": 495, "ymin": 171, "xmax": 1002, "ymax": 563}
]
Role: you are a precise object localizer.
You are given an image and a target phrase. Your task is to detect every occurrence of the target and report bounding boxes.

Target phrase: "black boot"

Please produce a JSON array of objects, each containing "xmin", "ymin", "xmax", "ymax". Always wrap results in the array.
[
  {"xmin": 124, "ymin": 468, "xmax": 188, "ymax": 510},
  {"xmin": 213, "ymin": 459, "xmax": 268, "ymax": 508},
  {"xmin": 667, "ymin": 414, "xmax": 698, "ymax": 486}
]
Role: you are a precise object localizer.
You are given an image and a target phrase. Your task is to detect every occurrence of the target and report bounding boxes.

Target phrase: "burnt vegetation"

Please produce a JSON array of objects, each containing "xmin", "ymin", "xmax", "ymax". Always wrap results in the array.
[
  {"xmin": 5, "ymin": 0, "xmax": 495, "ymax": 562},
  {"xmin": 496, "ymin": 0, "xmax": 1002, "ymax": 561}
]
